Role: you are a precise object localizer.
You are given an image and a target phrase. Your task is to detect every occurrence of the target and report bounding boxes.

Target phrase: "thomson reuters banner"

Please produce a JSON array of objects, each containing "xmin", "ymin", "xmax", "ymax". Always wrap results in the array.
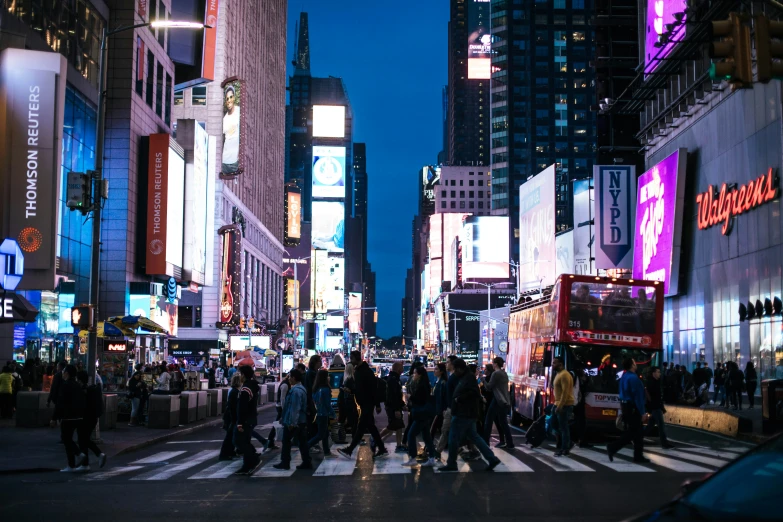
[{"xmin": 0, "ymin": 49, "xmax": 66, "ymax": 290}]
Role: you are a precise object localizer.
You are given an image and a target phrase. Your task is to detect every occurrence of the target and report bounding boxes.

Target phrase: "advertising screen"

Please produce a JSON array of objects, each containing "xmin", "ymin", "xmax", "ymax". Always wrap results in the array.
[
  {"xmin": 283, "ymin": 223, "xmax": 312, "ymax": 310},
  {"xmin": 312, "ymin": 105, "xmax": 346, "ymax": 138},
  {"xmin": 572, "ymin": 178, "xmax": 595, "ymax": 275},
  {"xmin": 179, "ymin": 120, "xmax": 210, "ymax": 284},
  {"xmin": 555, "ymin": 231, "xmax": 574, "ymax": 279},
  {"xmin": 462, "ymin": 216, "xmax": 509, "ymax": 280},
  {"xmin": 644, "ymin": 0, "xmax": 687, "ymax": 74},
  {"xmin": 519, "ymin": 165, "xmax": 556, "ymax": 290},
  {"xmin": 312, "ymin": 201, "xmax": 345, "ymax": 252},
  {"xmin": 282, "ymin": 353, "xmax": 294, "ymax": 374},
  {"xmin": 467, "ymin": 0, "xmax": 491, "ymax": 79},
  {"xmin": 348, "ymin": 292, "xmax": 362, "ymax": 334},
  {"xmin": 221, "ymin": 79, "xmax": 244, "ymax": 178},
  {"xmin": 312, "ymin": 146, "xmax": 346, "ymax": 199},
  {"xmin": 285, "ymin": 190, "xmax": 302, "ymax": 242},
  {"xmin": 229, "ymin": 335, "xmax": 270, "ymax": 351},
  {"xmin": 166, "ymin": 144, "xmax": 185, "ymax": 268},
  {"xmin": 633, "ymin": 149, "xmax": 687, "ymax": 295},
  {"xmin": 443, "ymin": 213, "xmax": 468, "ymax": 286},
  {"xmin": 312, "ymin": 251, "xmax": 344, "ymax": 312},
  {"xmin": 146, "ymin": 134, "xmax": 185, "ymax": 275},
  {"xmin": 153, "ymin": 296, "xmax": 178, "ymax": 337},
  {"xmin": 594, "ymin": 165, "xmax": 636, "ymax": 270},
  {"xmin": 422, "ymin": 165, "xmax": 441, "ymax": 204},
  {"xmin": 218, "ymin": 224, "xmax": 242, "ymax": 326}
]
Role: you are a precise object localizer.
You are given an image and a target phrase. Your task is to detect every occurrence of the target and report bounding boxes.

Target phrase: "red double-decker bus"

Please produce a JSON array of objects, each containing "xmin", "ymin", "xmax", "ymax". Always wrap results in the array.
[{"xmin": 507, "ymin": 274, "xmax": 664, "ymax": 427}]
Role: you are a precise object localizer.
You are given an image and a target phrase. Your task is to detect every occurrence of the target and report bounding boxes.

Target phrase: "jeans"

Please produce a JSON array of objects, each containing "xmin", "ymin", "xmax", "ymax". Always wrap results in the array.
[
  {"xmin": 61, "ymin": 419, "xmax": 82, "ymax": 468},
  {"xmin": 407, "ymin": 417, "xmax": 436, "ymax": 459},
  {"xmin": 482, "ymin": 400, "xmax": 514, "ymax": 447},
  {"xmin": 234, "ymin": 423, "xmax": 258, "ymax": 470},
  {"xmin": 77, "ymin": 417, "xmax": 102, "ymax": 465},
  {"xmin": 346, "ymin": 407, "xmax": 385, "ymax": 453},
  {"xmin": 549, "ymin": 405, "xmax": 573, "ymax": 451},
  {"xmin": 713, "ymin": 385, "xmax": 725, "ymax": 405},
  {"xmin": 608, "ymin": 404, "xmax": 644, "ymax": 461},
  {"xmin": 281, "ymin": 423, "xmax": 311, "ymax": 466},
  {"xmin": 446, "ymin": 416, "xmax": 499, "ymax": 467},
  {"xmin": 435, "ymin": 408, "xmax": 453, "ymax": 454},
  {"xmin": 643, "ymin": 408, "xmax": 668, "ymax": 446},
  {"xmin": 307, "ymin": 415, "xmax": 331, "ymax": 453}
]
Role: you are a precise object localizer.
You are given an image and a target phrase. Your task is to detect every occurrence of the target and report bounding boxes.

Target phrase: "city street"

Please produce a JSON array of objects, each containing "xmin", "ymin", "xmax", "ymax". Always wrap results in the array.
[{"xmin": 0, "ymin": 405, "xmax": 754, "ymax": 521}]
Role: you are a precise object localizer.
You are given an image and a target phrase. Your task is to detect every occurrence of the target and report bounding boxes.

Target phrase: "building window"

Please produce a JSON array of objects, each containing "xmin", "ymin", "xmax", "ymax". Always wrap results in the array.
[
  {"xmin": 174, "ymin": 90, "xmax": 184, "ymax": 106},
  {"xmin": 469, "ymin": 180, "xmax": 474, "ymax": 186},
  {"xmin": 192, "ymin": 86, "xmax": 207, "ymax": 106},
  {"xmin": 469, "ymin": 172, "xmax": 474, "ymax": 176},
  {"xmin": 146, "ymin": 51, "xmax": 155, "ymax": 107},
  {"xmin": 451, "ymin": 201, "xmax": 456, "ymax": 209},
  {"xmin": 478, "ymin": 180, "xmax": 484, "ymax": 187},
  {"xmin": 460, "ymin": 180, "xmax": 464, "ymax": 186},
  {"xmin": 441, "ymin": 190, "xmax": 447, "ymax": 197},
  {"xmin": 136, "ymin": 37, "xmax": 144, "ymax": 96},
  {"xmin": 451, "ymin": 180, "xmax": 456, "ymax": 186},
  {"xmin": 469, "ymin": 191, "xmax": 474, "ymax": 198},
  {"xmin": 460, "ymin": 191, "xmax": 465, "ymax": 198},
  {"xmin": 441, "ymin": 201, "xmax": 447, "ymax": 209},
  {"xmin": 451, "ymin": 190, "xmax": 456, "ymax": 198},
  {"xmin": 469, "ymin": 201, "xmax": 475, "ymax": 209},
  {"xmin": 155, "ymin": 62, "xmax": 164, "ymax": 117},
  {"xmin": 478, "ymin": 191, "xmax": 484, "ymax": 198},
  {"xmin": 460, "ymin": 201, "xmax": 466, "ymax": 209},
  {"xmin": 165, "ymin": 73, "xmax": 172, "ymax": 125},
  {"xmin": 479, "ymin": 201, "xmax": 484, "ymax": 209}
]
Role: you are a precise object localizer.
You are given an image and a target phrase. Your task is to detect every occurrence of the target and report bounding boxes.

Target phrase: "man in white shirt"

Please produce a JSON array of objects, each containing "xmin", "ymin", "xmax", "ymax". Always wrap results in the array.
[
  {"xmin": 157, "ymin": 367, "xmax": 171, "ymax": 392},
  {"xmin": 222, "ymin": 84, "xmax": 240, "ymax": 174}
]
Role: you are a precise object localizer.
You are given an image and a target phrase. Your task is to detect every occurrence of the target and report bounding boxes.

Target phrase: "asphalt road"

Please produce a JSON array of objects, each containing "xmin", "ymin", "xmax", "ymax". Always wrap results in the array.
[{"xmin": 0, "ymin": 405, "xmax": 754, "ymax": 521}]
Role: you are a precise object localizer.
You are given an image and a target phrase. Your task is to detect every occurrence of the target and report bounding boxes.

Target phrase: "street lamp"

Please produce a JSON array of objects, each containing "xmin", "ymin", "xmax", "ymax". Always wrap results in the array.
[{"xmin": 86, "ymin": 19, "xmax": 209, "ymax": 383}]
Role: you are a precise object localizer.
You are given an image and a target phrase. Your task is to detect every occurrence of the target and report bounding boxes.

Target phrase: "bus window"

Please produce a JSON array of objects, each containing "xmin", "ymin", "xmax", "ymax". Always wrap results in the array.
[
  {"xmin": 528, "ymin": 344, "xmax": 545, "ymax": 378},
  {"xmin": 567, "ymin": 345, "xmax": 660, "ymax": 395},
  {"xmin": 568, "ymin": 282, "xmax": 657, "ymax": 335}
]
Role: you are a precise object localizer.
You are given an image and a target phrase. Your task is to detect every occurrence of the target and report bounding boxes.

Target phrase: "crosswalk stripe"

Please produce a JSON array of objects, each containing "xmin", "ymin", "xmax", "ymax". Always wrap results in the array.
[
  {"xmin": 644, "ymin": 448, "xmax": 730, "ymax": 468},
  {"xmin": 313, "ymin": 452, "xmax": 357, "ymax": 476},
  {"xmin": 252, "ymin": 450, "xmax": 303, "ymax": 478},
  {"xmin": 372, "ymin": 450, "xmax": 414, "ymax": 474},
  {"xmin": 514, "ymin": 445, "xmax": 594, "ymax": 472},
  {"xmin": 130, "ymin": 451, "xmax": 187, "ymax": 465},
  {"xmin": 492, "ymin": 448, "xmax": 534, "ymax": 472},
  {"xmin": 614, "ymin": 449, "xmax": 712, "ymax": 473},
  {"xmin": 86, "ymin": 465, "xmax": 145, "ymax": 481},
  {"xmin": 568, "ymin": 447, "xmax": 653, "ymax": 473},
  {"xmin": 132, "ymin": 450, "xmax": 218, "ymax": 481},
  {"xmin": 188, "ymin": 460, "xmax": 244, "ymax": 479},
  {"xmin": 676, "ymin": 446, "xmax": 742, "ymax": 461},
  {"xmin": 667, "ymin": 439, "xmax": 749, "ymax": 453}
]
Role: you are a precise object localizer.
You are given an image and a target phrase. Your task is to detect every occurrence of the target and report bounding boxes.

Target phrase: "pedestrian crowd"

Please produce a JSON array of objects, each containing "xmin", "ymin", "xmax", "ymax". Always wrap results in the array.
[{"xmin": 661, "ymin": 360, "xmax": 760, "ymax": 410}]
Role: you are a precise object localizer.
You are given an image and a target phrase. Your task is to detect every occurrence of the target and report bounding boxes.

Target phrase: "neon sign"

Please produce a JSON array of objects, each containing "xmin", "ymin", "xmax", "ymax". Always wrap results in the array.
[{"xmin": 695, "ymin": 168, "xmax": 779, "ymax": 235}]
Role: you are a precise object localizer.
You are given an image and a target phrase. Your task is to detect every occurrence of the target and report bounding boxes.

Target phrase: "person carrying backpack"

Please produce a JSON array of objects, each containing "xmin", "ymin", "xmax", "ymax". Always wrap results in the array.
[{"xmin": 76, "ymin": 371, "xmax": 106, "ymax": 470}]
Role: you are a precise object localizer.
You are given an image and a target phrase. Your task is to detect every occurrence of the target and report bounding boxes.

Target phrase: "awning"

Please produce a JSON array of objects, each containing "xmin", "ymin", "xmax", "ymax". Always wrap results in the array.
[{"xmin": 106, "ymin": 315, "xmax": 168, "ymax": 334}]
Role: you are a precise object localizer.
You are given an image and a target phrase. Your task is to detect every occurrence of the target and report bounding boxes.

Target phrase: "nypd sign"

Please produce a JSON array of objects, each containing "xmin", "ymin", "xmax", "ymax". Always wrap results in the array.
[{"xmin": 594, "ymin": 165, "xmax": 636, "ymax": 269}]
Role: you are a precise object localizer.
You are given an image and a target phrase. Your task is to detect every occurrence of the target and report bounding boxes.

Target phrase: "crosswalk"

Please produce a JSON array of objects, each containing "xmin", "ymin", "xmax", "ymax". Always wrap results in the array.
[{"xmin": 82, "ymin": 438, "xmax": 750, "ymax": 482}]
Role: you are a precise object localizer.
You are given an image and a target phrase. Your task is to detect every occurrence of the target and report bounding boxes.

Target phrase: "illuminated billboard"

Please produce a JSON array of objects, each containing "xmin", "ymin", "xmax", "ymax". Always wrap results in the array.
[
  {"xmin": 644, "ymin": 0, "xmax": 687, "ymax": 75},
  {"xmin": 572, "ymin": 178, "xmax": 595, "ymax": 275},
  {"xmin": 283, "ymin": 223, "xmax": 312, "ymax": 310},
  {"xmin": 348, "ymin": 292, "xmax": 362, "ymax": 334},
  {"xmin": 467, "ymin": 0, "xmax": 491, "ymax": 79},
  {"xmin": 221, "ymin": 78, "xmax": 244, "ymax": 178},
  {"xmin": 218, "ymin": 224, "xmax": 242, "ymax": 327},
  {"xmin": 312, "ymin": 251, "xmax": 344, "ymax": 312},
  {"xmin": 462, "ymin": 216, "xmax": 510, "ymax": 279},
  {"xmin": 312, "ymin": 105, "xmax": 346, "ymax": 138},
  {"xmin": 422, "ymin": 165, "xmax": 441, "ymax": 204},
  {"xmin": 555, "ymin": 230, "xmax": 574, "ymax": 280},
  {"xmin": 633, "ymin": 149, "xmax": 687, "ymax": 296},
  {"xmin": 312, "ymin": 146, "xmax": 346, "ymax": 199},
  {"xmin": 128, "ymin": 294, "xmax": 178, "ymax": 337},
  {"xmin": 312, "ymin": 201, "xmax": 345, "ymax": 252},
  {"xmin": 146, "ymin": 134, "xmax": 185, "ymax": 275},
  {"xmin": 519, "ymin": 165, "xmax": 556, "ymax": 290},
  {"xmin": 285, "ymin": 188, "xmax": 302, "ymax": 244}
]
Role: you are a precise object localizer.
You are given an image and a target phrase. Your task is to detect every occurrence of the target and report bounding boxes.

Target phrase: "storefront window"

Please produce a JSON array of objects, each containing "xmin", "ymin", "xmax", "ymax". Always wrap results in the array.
[{"xmin": 750, "ymin": 320, "xmax": 781, "ymax": 381}]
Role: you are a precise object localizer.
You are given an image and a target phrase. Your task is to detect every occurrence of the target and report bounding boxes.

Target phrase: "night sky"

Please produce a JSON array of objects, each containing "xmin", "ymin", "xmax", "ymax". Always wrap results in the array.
[{"xmin": 286, "ymin": 1, "xmax": 448, "ymax": 338}]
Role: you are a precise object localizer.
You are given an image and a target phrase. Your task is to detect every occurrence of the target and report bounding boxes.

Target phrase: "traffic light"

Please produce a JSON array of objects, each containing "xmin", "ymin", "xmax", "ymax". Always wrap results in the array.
[
  {"xmin": 66, "ymin": 172, "xmax": 92, "ymax": 213},
  {"xmin": 755, "ymin": 15, "xmax": 783, "ymax": 83},
  {"xmin": 70, "ymin": 305, "xmax": 94, "ymax": 330},
  {"xmin": 709, "ymin": 13, "xmax": 752, "ymax": 86}
]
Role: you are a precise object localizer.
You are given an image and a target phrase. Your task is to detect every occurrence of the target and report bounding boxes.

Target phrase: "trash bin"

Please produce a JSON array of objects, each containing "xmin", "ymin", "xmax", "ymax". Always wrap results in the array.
[{"xmin": 761, "ymin": 379, "xmax": 783, "ymax": 434}]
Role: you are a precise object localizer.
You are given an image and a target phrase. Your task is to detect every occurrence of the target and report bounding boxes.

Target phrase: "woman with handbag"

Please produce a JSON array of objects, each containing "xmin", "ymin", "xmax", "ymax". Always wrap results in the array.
[{"xmin": 402, "ymin": 366, "xmax": 437, "ymax": 468}]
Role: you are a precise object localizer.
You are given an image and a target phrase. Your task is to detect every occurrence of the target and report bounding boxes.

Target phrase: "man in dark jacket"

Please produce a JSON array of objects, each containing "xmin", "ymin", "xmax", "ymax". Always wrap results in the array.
[
  {"xmin": 76, "ymin": 371, "xmax": 107, "ymax": 469},
  {"xmin": 238, "ymin": 365, "xmax": 276, "ymax": 452},
  {"xmin": 435, "ymin": 355, "xmax": 460, "ymax": 456},
  {"xmin": 713, "ymin": 363, "xmax": 726, "ymax": 406},
  {"xmin": 377, "ymin": 362, "xmax": 405, "ymax": 452},
  {"xmin": 47, "ymin": 362, "xmax": 65, "ymax": 408},
  {"xmin": 643, "ymin": 367, "xmax": 674, "ymax": 449},
  {"xmin": 51, "ymin": 365, "xmax": 87, "ymax": 472},
  {"xmin": 438, "ymin": 359, "xmax": 501, "ymax": 472},
  {"xmin": 235, "ymin": 367, "xmax": 262, "ymax": 474},
  {"xmin": 305, "ymin": 355, "xmax": 322, "ymax": 440},
  {"xmin": 338, "ymin": 351, "xmax": 388, "ymax": 459}
]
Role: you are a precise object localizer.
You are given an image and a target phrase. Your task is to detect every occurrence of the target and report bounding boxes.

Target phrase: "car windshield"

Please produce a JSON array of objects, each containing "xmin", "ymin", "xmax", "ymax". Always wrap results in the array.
[
  {"xmin": 682, "ymin": 437, "xmax": 783, "ymax": 520},
  {"xmin": 567, "ymin": 345, "xmax": 660, "ymax": 394}
]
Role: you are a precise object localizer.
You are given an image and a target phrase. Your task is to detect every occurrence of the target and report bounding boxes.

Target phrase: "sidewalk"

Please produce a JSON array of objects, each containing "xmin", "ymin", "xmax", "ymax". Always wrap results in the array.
[
  {"xmin": 0, "ymin": 403, "xmax": 274, "ymax": 474},
  {"xmin": 664, "ymin": 399, "xmax": 771, "ymax": 443},
  {"xmin": 701, "ymin": 401, "xmax": 766, "ymax": 442}
]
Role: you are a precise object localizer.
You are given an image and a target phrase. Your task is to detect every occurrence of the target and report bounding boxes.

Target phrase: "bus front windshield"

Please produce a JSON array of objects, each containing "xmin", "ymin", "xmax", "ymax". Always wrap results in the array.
[{"xmin": 566, "ymin": 345, "xmax": 661, "ymax": 394}]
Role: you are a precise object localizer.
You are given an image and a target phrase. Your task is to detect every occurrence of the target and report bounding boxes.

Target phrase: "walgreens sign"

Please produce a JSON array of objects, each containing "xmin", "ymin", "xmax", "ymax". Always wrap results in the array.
[{"xmin": 695, "ymin": 168, "xmax": 778, "ymax": 235}]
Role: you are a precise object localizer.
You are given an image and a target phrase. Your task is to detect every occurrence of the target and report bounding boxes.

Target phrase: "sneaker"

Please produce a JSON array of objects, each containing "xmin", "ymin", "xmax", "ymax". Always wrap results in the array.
[
  {"xmin": 272, "ymin": 462, "xmax": 290, "ymax": 470},
  {"xmin": 60, "ymin": 466, "xmax": 76, "ymax": 473},
  {"xmin": 76, "ymin": 453, "xmax": 86, "ymax": 466},
  {"xmin": 485, "ymin": 458, "xmax": 501, "ymax": 472},
  {"xmin": 395, "ymin": 445, "xmax": 408, "ymax": 454},
  {"xmin": 337, "ymin": 448, "xmax": 353, "ymax": 460},
  {"xmin": 374, "ymin": 449, "xmax": 390, "ymax": 459},
  {"xmin": 495, "ymin": 442, "xmax": 508, "ymax": 448},
  {"xmin": 234, "ymin": 468, "xmax": 254, "ymax": 475},
  {"xmin": 74, "ymin": 465, "xmax": 90, "ymax": 472},
  {"xmin": 98, "ymin": 453, "xmax": 107, "ymax": 469},
  {"xmin": 437, "ymin": 465, "xmax": 459, "ymax": 472},
  {"xmin": 310, "ymin": 446, "xmax": 321, "ymax": 454},
  {"xmin": 420, "ymin": 458, "xmax": 436, "ymax": 467},
  {"xmin": 554, "ymin": 450, "xmax": 565, "ymax": 457},
  {"xmin": 296, "ymin": 462, "xmax": 313, "ymax": 470},
  {"xmin": 401, "ymin": 458, "xmax": 418, "ymax": 467}
]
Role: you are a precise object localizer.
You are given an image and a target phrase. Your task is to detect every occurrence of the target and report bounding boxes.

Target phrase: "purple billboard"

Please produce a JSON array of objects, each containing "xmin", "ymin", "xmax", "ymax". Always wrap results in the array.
[
  {"xmin": 633, "ymin": 149, "xmax": 687, "ymax": 296},
  {"xmin": 645, "ymin": 0, "xmax": 687, "ymax": 74}
]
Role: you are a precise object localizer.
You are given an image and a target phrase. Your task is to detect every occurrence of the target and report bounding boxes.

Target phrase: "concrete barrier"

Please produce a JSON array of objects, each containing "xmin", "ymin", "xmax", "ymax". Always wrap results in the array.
[
  {"xmin": 258, "ymin": 384, "xmax": 267, "ymax": 405},
  {"xmin": 179, "ymin": 392, "xmax": 198, "ymax": 424},
  {"xmin": 147, "ymin": 394, "xmax": 180, "ymax": 429},
  {"xmin": 663, "ymin": 405, "xmax": 752, "ymax": 438},
  {"xmin": 99, "ymin": 394, "xmax": 118, "ymax": 430},
  {"xmin": 15, "ymin": 391, "xmax": 55, "ymax": 427},
  {"xmin": 206, "ymin": 389, "xmax": 222, "ymax": 417},
  {"xmin": 195, "ymin": 391, "xmax": 208, "ymax": 420}
]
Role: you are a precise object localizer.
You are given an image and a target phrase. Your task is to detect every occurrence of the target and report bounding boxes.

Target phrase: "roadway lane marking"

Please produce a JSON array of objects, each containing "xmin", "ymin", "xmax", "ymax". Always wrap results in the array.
[
  {"xmin": 130, "ymin": 451, "xmax": 187, "ymax": 464},
  {"xmin": 614, "ymin": 448, "xmax": 712, "ymax": 473},
  {"xmin": 666, "ymin": 439, "xmax": 750, "ymax": 453},
  {"xmin": 568, "ymin": 447, "xmax": 654, "ymax": 472},
  {"xmin": 313, "ymin": 453, "xmax": 357, "ymax": 476},
  {"xmin": 372, "ymin": 450, "xmax": 413, "ymax": 474},
  {"xmin": 675, "ymin": 446, "xmax": 743, "ymax": 460},
  {"xmin": 188, "ymin": 460, "xmax": 244, "ymax": 479},
  {"xmin": 644, "ymin": 448, "xmax": 730, "ymax": 468},
  {"xmin": 85, "ymin": 465, "xmax": 144, "ymax": 481},
  {"xmin": 132, "ymin": 450, "xmax": 218, "ymax": 480},
  {"xmin": 492, "ymin": 449, "xmax": 534, "ymax": 472},
  {"xmin": 252, "ymin": 450, "xmax": 303, "ymax": 478},
  {"xmin": 513, "ymin": 445, "xmax": 594, "ymax": 472}
]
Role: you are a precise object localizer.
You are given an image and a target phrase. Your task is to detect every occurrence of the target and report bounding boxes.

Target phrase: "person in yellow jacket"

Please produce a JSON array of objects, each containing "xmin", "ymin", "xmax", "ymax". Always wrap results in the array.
[
  {"xmin": 0, "ymin": 366, "xmax": 15, "ymax": 418},
  {"xmin": 551, "ymin": 357, "xmax": 575, "ymax": 457}
]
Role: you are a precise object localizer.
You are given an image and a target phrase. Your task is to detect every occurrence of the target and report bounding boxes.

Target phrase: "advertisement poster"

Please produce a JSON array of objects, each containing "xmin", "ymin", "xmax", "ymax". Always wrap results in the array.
[
  {"xmin": 422, "ymin": 165, "xmax": 441, "ymax": 205},
  {"xmin": 573, "ymin": 178, "xmax": 595, "ymax": 275},
  {"xmin": 285, "ymin": 190, "xmax": 301, "ymax": 243},
  {"xmin": 312, "ymin": 201, "xmax": 345, "ymax": 252},
  {"xmin": 348, "ymin": 292, "xmax": 362, "ymax": 334},
  {"xmin": 645, "ymin": 0, "xmax": 687, "ymax": 74},
  {"xmin": 312, "ymin": 251, "xmax": 343, "ymax": 313},
  {"xmin": 555, "ymin": 230, "xmax": 574, "ymax": 280},
  {"xmin": 519, "ymin": 165, "xmax": 556, "ymax": 290},
  {"xmin": 178, "ymin": 120, "xmax": 210, "ymax": 284},
  {"xmin": 221, "ymin": 79, "xmax": 244, "ymax": 178},
  {"xmin": 283, "ymin": 223, "xmax": 312, "ymax": 309},
  {"xmin": 594, "ymin": 165, "xmax": 636, "ymax": 270},
  {"xmin": 461, "ymin": 216, "xmax": 509, "ymax": 279},
  {"xmin": 218, "ymin": 224, "xmax": 242, "ymax": 326},
  {"xmin": 467, "ymin": 0, "xmax": 491, "ymax": 79},
  {"xmin": 312, "ymin": 146, "xmax": 346, "ymax": 199},
  {"xmin": 633, "ymin": 149, "xmax": 687, "ymax": 295}
]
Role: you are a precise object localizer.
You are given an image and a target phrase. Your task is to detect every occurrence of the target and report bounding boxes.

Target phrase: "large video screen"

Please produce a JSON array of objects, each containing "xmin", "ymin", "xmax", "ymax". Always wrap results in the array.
[
  {"xmin": 312, "ymin": 201, "xmax": 345, "ymax": 252},
  {"xmin": 644, "ymin": 0, "xmax": 687, "ymax": 75},
  {"xmin": 312, "ymin": 105, "xmax": 346, "ymax": 138},
  {"xmin": 462, "ymin": 216, "xmax": 509, "ymax": 279},
  {"xmin": 348, "ymin": 292, "xmax": 362, "ymax": 334},
  {"xmin": 519, "ymin": 165, "xmax": 556, "ymax": 290},
  {"xmin": 467, "ymin": 0, "xmax": 491, "ymax": 79},
  {"xmin": 312, "ymin": 251, "xmax": 344, "ymax": 312},
  {"xmin": 312, "ymin": 146, "xmax": 346, "ymax": 199},
  {"xmin": 221, "ymin": 79, "xmax": 243, "ymax": 177}
]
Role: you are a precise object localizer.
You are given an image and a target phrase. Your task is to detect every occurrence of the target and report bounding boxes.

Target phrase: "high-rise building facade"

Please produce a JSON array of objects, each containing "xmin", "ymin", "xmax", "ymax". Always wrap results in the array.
[{"xmin": 435, "ymin": 166, "xmax": 493, "ymax": 215}]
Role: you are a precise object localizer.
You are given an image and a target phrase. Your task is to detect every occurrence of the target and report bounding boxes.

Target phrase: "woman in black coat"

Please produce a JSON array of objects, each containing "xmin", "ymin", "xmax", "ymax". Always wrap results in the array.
[
  {"xmin": 727, "ymin": 362, "xmax": 745, "ymax": 410},
  {"xmin": 744, "ymin": 361, "xmax": 758, "ymax": 409},
  {"xmin": 219, "ymin": 373, "xmax": 243, "ymax": 460}
]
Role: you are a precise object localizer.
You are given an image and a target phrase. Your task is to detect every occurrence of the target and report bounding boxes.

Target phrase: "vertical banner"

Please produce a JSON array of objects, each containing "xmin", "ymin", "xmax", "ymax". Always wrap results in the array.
[
  {"xmin": 220, "ymin": 78, "xmax": 244, "ymax": 178},
  {"xmin": 146, "ymin": 134, "xmax": 170, "ymax": 275},
  {"xmin": 285, "ymin": 189, "xmax": 302, "ymax": 244},
  {"xmin": 218, "ymin": 224, "xmax": 242, "ymax": 327},
  {"xmin": 519, "ymin": 165, "xmax": 556, "ymax": 290},
  {"xmin": 572, "ymin": 178, "xmax": 595, "ymax": 275},
  {"xmin": 202, "ymin": 0, "xmax": 219, "ymax": 81},
  {"xmin": 594, "ymin": 165, "xmax": 636, "ymax": 270}
]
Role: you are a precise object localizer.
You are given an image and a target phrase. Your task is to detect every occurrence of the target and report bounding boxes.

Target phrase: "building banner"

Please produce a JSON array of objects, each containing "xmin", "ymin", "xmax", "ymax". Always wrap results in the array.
[
  {"xmin": 594, "ymin": 165, "xmax": 636, "ymax": 270},
  {"xmin": 146, "ymin": 134, "xmax": 170, "ymax": 276},
  {"xmin": 519, "ymin": 165, "xmax": 556, "ymax": 290},
  {"xmin": 217, "ymin": 224, "xmax": 242, "ymax": 327}
]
